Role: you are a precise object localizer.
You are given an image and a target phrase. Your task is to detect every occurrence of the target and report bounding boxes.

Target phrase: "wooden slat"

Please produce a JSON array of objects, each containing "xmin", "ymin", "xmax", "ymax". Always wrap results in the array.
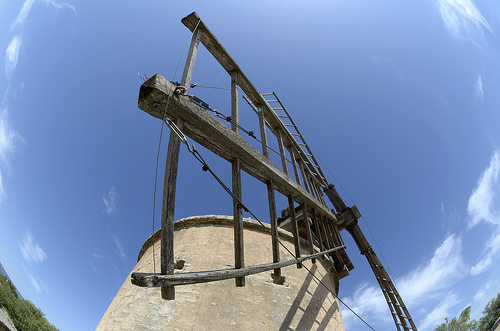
[
  {"xmin": 302, "ymin": 202, "xmax": 316, "ymax": 263},
  {"xmin": 258, "ymin": 107, "xmax": 281, "ymax": 278},
  {"xmin": 180, "ymin": 28, "xmax": 201, "ymax": 93},
  {"xmin": 231, "ymin": 71, "xmax": 244, "ymax": 287},
  {"xmin": 160, "ymin": 119, "xmax": 184, "ymax": 300}
]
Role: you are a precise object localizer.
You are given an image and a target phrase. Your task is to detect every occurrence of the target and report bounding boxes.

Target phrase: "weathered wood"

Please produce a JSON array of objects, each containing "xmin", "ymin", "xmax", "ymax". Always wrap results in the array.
[
  {"xmin": 231, "ymin": 72, "xmax": 245, "ymax": 287},
  {"xmin": 181, "ymin": 12, "xmax": 321, "ymax": 191},
  {"xmin": 160, "ymin": 119, "xmax": 184, "ymax": 300},
  {"xmin": 138, "ymin": 75, "xmax": 335, "ymax": 218},
  {"xmin": 257, "ymin": 107, "xmax": 281, "ymax": 279},
  {"xmin": 180, "ymin": 27, "xmax": 201, "ymax": 93},
  {"xmin": 276, "ymin": 129, "xmax": 301, "ymax": 268},
  {"xmin": 132, "ymin": 245, "xmax": 346, "ymax": 287},
  {"xmin": 302, "ymin": 202, "xmax": 315, "ymax": 263}
]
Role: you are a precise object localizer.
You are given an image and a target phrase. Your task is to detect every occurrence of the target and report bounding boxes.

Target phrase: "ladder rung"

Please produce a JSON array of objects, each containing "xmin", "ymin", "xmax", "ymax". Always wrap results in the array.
[
  {"xmin": 266, "ymin": 99, "xmax": 279, "ymax": 102},
  {"xmin": 291, "ymin": 133, "xmax": 300, "ymax": 136},
  {"xmin": 299, "ymin": 143, "xmax": 306, "ymax": 146},
  {"xmin": 285, "ymin": 124, "xmax": 295, "ymax": 127},
  {"xmin": 278, "ymin": 115, "xmax": 289, "ymax": 118},
  {"xmin": 273, "ymin": 107, "xmax": 284, "ymax": 110},
  {"xmin": 261, "ymin": 93, "xmax": 274, "ymax": 96}
]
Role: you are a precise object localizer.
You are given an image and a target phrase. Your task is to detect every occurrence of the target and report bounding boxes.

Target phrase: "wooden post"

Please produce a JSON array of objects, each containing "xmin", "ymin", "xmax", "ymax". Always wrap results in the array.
[
  {"xmin": 302, "ymin": 202, "xmax": 315, "ymax": 263},
  {"xmin": 276, "ymin": 130, "xmax": 301, "ymax": 268},
  {"xmin": 180, "ymin": 28, "xmax": 202, "ymax": 93},
  {"xmin": 231, "ymin": 71, "xmax": 245, "ymax": 287},
  {"xmin": 291, "ymin": 152, "xmax": 302, "ymax": 186},
  {"xmin": 161, "ymin": 119, "xmax": 184, "ymax": 300},
  {"xmin": 258, "ymin": 108, "xmax": 281, "ymax": 280}
]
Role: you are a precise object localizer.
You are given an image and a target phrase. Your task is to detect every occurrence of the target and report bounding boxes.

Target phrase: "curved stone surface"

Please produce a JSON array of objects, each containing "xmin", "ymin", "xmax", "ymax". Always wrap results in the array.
[{"xmin": 97, "ymin": 215, "xmax": 344, "ymax": 330}]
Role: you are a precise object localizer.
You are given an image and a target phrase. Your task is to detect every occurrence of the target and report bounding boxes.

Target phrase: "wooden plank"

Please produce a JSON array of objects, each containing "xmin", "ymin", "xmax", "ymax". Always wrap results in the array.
[
  {"xmin": 258, "ymin": 107, "xmax": 281, "ymax": 278},
  {"xmin": 138, "ymin": 74, "xmax": 335, "ymax": 218},
  {"xmin": 231, "ymin": 71, "xmax": 244, "ymax": 287},
  {"xmin": 276, "ymin": 129, "xmax": 302, "ymax": 268},
  {"xmin": 180, "ymin": 28, "xmax": 202, "ymax": 93},
  {"xmin": 160, "ymin": 119, "xmax": 184, "ymax": 300},
  {"xmin": 132, "ymin": 245, "xmax": 347, "ymax": 287},
  {"xmin": 302, "ymin": 202, "xmax": 315, "ymax": 263}
]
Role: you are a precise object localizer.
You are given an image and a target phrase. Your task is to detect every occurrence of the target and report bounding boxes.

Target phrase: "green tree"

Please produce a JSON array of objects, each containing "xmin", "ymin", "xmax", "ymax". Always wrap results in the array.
[
  {"xmin": 0, "ymin": 274, "xmax": 58, "ymax": 331},
  {"xmin": 434, "ymin": 306, "xmax": 478, "ymax": 331},
  {"xmin": 477, "ymin": 293, "xmax": 500, "ymax": 331}
]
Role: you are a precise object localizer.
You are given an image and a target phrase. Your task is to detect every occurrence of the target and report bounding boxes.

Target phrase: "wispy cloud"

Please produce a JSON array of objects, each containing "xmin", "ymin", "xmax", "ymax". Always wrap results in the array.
[
  {"xmin": 467, "ymin": 150, "xmax": 500, "ymax": 228},
  {"xmin": 9, "ymin": 0, "xmax": 35, "ymax": 32},
  {"xmin": 475, "ymin": 74, "xmax": 484, "ymax": 101},
  {"xmin": 471, "ymin": 233, "xmax": 500, "ymax": 276},
  {"xmin": 342, "ymin": 234, "xmax": 465, "ymax": 329},
  {"xmin": 419, "ymin": 293, "xmax": 461, "ymax": 330},
  {"xmin": 26, "ymin": 270, "xmax": 42, "ymax": 294},
  {"xmin": 436, "ymin": 0, "xmax": 492, "ymax": 44},
  {"xmin": 5, "ymin": 36, "xmax": 22, "ymax": 79},
  {"xmin": 41, "ymin": 0, "xmax": 76, "ymax": 14},
  {"xmin": 103, "ymin": 187, "xmax": 117, "ymax": 215},
  {"xmin": 19, "ymin": 231, "xmax": 47, "ymax": 264},
  {"xmin": 112, "ymin": 235, "xmax": 125, "ymax": 259}
]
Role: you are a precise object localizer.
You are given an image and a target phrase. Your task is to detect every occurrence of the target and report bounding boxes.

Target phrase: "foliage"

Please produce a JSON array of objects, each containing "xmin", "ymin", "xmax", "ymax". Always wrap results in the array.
[
  {"xmin": 0, "ymin": 274, "xmax": 58, "ymax": 331},
  {"xmin": 478, "ymin": 293, "xmax": 500, "ymax": 331},
  {"xmin": 434, "ymin": 306, "xmax": 478, "ymax": 331}
]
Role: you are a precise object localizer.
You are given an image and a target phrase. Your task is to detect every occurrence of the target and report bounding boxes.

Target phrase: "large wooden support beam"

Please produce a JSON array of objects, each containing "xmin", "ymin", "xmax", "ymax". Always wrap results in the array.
[
  {"xmin": 132, "ymin": 245, "xmax": 346, "ymax": 287},
  {"xmin": 160, "ymin": 119, "xmax": 184, "ymax": 300},
  {"xmin": 231, "ymin": 71, "xmax": 245, "ymax": 287},
  {"xmin": 138, "ymin": 74, "xmax": 335, "ymax": 219}
]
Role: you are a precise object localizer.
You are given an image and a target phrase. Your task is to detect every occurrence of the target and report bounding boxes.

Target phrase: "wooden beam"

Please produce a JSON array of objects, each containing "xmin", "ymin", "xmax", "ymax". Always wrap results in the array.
[
  {"xmin": 132, "ymin": 245, "xmax": 347, "ymax": 287},
  {"xmin": 258, "ymin": 107, "xmax": 281, "ymax": 279},
  {"xmin": 160, "ymin": 119, "xmax": 184, "ymax": 300},
  {"xmin": 180, "ymin": 27, "xmax": 201, "ymax": 94},
  {"xmin": 302, "ymin": 202, "xmax": 315, "ymax": 263},
  {"xmin": 231, "ymin": 71, "xmax": 244, "ymax": 287},
  {"xmin": 138, "ymin": 74, "xmax": 335, "ymax": 218}
]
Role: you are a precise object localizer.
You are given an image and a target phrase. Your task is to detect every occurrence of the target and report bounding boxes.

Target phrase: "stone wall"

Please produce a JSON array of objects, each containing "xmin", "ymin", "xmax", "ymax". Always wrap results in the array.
[
  {"xmin": 97, "ymin": 215, "xmax": 344, "ymax": 330},
  {"xmin": 0, "ymin": 305, "xmax": 17, "ymax": 331}
]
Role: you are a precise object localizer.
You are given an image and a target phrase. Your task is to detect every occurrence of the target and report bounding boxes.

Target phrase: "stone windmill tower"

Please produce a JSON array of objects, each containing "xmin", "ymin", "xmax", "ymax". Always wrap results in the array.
[{"xmin": 97, "ymin": 12, "xmax": 416, "ymax": 331}]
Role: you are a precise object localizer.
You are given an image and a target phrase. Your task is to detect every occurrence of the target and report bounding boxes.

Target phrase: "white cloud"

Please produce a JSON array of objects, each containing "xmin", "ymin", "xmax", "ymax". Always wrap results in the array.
[
  {"xmin": 342, "ymin": 234, "xmax": 465, "ymax": 329},
  {"xmin": 103, "ymin": 187, "xmax": 117, "ymax": 215},
  {"xmin": 19, "ymin": 231, "xmax": 47, "ymax": 264},
  {"xmin": 5, "ymin": 36, "xmax": 22, "ymax": 79},
  {"xmin": 419, "ymin": 293, "xmax": 460, "ymax": 330},
  {"xmin": 475, "ymin": 74, "xmax": 484, "ymax": 101},
  {"xmin": 9, "ymin": 0, "xmax": 35, "ymax": 32},
  {"xmin": 0, "ymin": 172, "xmax": 5, "ymax": 202},
  {"xmin": 467, "ymin": 150, "xmax": 500, "ymax": 228},
  {"xmin": 26, "ymin": 270, "xmax": 42, "ymax": 294},
  {"xmin": 41, "ymin": 0, "xmax": 76, "ymax": 15},
  {"xmin": 113, "ymin": 235, "xmax": 125, "ymax": 259},
  {"xmin": 471, "ymin": 233, "xmax": 500, "ymax": 275},
  {"xmin": 436, "ymin": 0, "xmax": 492, "ymax": 43}
]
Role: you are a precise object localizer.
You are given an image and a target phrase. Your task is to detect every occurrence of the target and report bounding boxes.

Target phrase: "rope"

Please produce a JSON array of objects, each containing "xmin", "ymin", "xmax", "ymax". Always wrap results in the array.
[{"xmin": 162, "ymin": 120, "xmax": 375, "ymax": 330}]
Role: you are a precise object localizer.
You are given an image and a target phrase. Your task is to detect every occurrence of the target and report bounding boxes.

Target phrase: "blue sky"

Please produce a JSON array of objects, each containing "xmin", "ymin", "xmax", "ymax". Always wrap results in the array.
[{"xmin": 1, "ymin": 0, "xmax": 500, "ymax": 330}]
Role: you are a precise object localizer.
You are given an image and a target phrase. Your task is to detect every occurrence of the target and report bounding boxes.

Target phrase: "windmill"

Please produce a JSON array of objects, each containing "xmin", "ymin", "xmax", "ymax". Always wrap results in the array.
[{"xmin": 131, "ymin": 12, "xmax": 417, "ymax": 331}]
